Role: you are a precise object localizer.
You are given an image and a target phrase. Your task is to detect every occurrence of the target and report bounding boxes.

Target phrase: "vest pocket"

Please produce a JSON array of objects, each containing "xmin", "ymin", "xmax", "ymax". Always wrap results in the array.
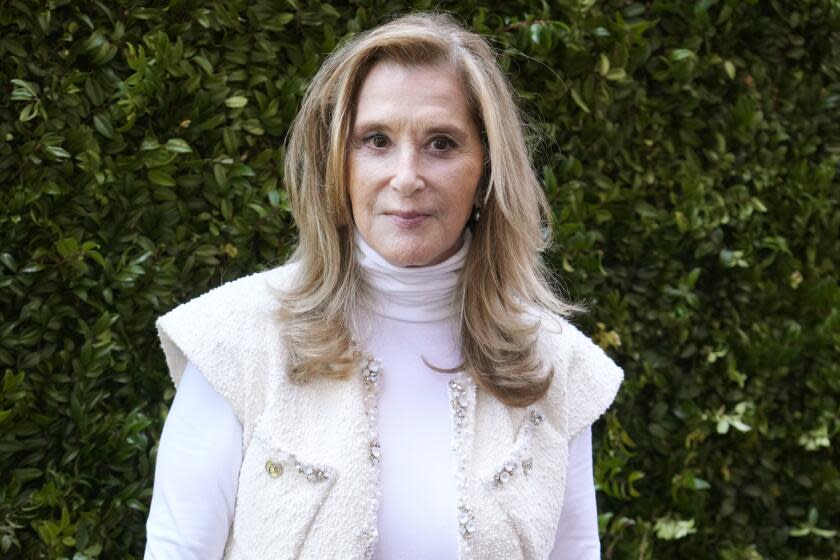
[
  {"xmin": 227, "ymin": 429, "xmax": 338, "ymax": 557},
  {"xmin": 486, "ymin": 408, "xmax": 569, "ymax": 560}
]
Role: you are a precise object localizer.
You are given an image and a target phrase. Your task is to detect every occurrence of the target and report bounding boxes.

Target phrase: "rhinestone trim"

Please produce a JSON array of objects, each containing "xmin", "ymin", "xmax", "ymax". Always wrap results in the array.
[
  {"xmin": 493, "ymin": 460, "xmax": 518, "ymax": 485},
  {"xmin": 363, "ymin": 357, "xmax": 381, "ymax": 385},
  {"xmin": 355, "ymin": 342, "xmax": 383, "ymax": 558},
  {"xmin": 362, "ymin": 529, "xmax": 378, "ymax": 560},
  {"xmin": 449, "ymin": 374, "xmax": 476, "ymax": 556},
  {"xmin": 260, "ymin": 450, "xmax": 334, "ymax": 483},
  {"xmin": 369, "ymin": 439, "xmax": 381, "ymax": 465},
  {"xmin": 449, "ymin": 379, "xmax": 468, "ymax": 426},
  {"xmin": 522, "ymin": 457, "xmax": 533, "ymax": 475},
  {"xmin": 491, "ymin": 408, "xmax": 543, "ymax": 486},
  {"xmin": 293, "ymin": 457, "xmax": 334, "ymax": 482},
  {"xmin": 458, "ymin": 504, "xmax": 477, "ymax": 538}
]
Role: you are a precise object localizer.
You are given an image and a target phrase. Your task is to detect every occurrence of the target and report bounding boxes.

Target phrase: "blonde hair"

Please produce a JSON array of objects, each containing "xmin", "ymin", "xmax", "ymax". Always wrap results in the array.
[{"xmin": 277, "ymin": 10, "xmax": 584, "ymax": 407}]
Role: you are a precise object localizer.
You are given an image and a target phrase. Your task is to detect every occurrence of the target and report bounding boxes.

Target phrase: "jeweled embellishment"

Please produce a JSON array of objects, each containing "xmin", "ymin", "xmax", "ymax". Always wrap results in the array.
[
  {"xmin": 362, "ymin": 529, "xmax": 378, "ymax": 560},
  {"xmin": 369, "ymin": 439, "xmax": 381, "ymax": 465},
  {"xmin": 265, "ymin": 459, "xmax": 282, "ymax": 478},
  {"xmin": 293, "ymin": 458, "xmax": 333, "ymax": 482},
  {"xmin": 494, "ymin": 460, "xmax": 519, "ymax": 485},
  {"xmin": 449, "ymin": 375, "xmax": 475, "ymax": 551},
  {"xmin": 449, "ymin": 379, "xmax": 467, "ymax": 426},
  {"xmin": 363, "ymin": 358, "xmax": 381, "ymax": 385},
  {"xmin": 522, "ymin": 457, "xmax": 533, "ymax": 475},
  {"xmin": 354, "ymin": 341, "xmax": 383, "ymax": 558},
  {"xmin": 490, "ymin": 408, "xmax": 544, "ymax": 487},
  {"xmin": 458, "ymin": 504, "xmax": 476, "ymax": 538}
]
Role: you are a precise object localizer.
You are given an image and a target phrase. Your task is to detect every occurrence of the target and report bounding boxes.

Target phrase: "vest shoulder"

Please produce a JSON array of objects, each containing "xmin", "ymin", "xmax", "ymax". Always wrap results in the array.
[
  {"xmin": 154, "ymin": 261, "xmax": 301, "ymax": 423},
  {"xmin": 529, "ymin": 309, "xmax": 581, "ymax": 360},
  {"xmin": 534, "ymin": 311, "xmax": 624, "ymax": 438}
]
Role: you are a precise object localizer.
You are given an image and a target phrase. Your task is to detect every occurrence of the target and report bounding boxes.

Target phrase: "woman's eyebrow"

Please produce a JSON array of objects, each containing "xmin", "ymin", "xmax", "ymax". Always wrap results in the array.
[
  {"xmin": 426, "ymin": 125, "xmax": 469, "ymax": 140},
  {"xmin": 352, "ymin": 120, "xmax": 391, "ymax": 133},
  {"xmin": 353, "ymin": 120, "xmax": 470, "ymax": 141}
]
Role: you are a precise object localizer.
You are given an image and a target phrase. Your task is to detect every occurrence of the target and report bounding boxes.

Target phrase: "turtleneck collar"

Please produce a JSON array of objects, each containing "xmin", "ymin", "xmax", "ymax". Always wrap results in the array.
[{"xmin": 354, "ymin": 228, "xmax": 471, "ymax": 323}]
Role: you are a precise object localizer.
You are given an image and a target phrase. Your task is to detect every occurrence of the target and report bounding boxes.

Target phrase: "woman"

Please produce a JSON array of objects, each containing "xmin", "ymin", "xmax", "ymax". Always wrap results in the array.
[{"xmin": 145, "ymin": 11, "xmax": 623, "ymax": 560}]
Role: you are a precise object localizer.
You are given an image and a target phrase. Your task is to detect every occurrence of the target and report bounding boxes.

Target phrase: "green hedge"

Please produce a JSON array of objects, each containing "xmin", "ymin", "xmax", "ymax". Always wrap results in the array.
[{"xmin": 1, "ymin": 0, "xmax": 838, "ymax": 558}]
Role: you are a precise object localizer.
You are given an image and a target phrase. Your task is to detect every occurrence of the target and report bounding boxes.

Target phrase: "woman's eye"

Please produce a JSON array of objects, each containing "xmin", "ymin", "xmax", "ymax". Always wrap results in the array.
[
  {"xmin": 431, "ymin": 137, "xmax": 454, "ymax": 151},
  {"xmin": 365, "ymin": 134, "xmax": 388, "ymax": 148}
]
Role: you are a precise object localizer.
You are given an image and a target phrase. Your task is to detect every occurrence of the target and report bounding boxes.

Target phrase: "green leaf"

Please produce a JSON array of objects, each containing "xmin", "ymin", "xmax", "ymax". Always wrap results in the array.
[
  {"xmin": 93, "ymin": 114, "xmax": 115, "ymax": 139},
  {"xmin": 605, "ymin": 68, "xmax": 627, "ymax": 81},
  {"xmin": 570, "ymin": 88, "xmax": 590, "ymax": 114},
  {"xmin": 692, "ymin": 477, "xmax": 711, "ymax": 490},
  {"xmin": 241, "ymin": 119, "xmax": 265, "ymax": 135},
  {"xmin": 213, "ymin": 163, "xmax": 227, "ymax": 188},
  {"xmin": 275, "ymin": 12, "xmax": 295, "ymax": 25},
  {"xmin": 83, "ymin": 30, "xmax": 106, "ymax": 52},
  {"xmin": 45, "ymin": 146, "xmax": 71, "ymax": 159},
  {"xmin": 11, "ymin": 79, "xmax": 40, "ymax": 96},
  {"xmin": 598, "ymin": 54, "xmax": 610, "ymax": 76},
  {"xmin": 141, "ymin": 137, "xmax": 160, "ymax": 150},
  {"xmin": 193, "ymin": 55, "xmax": 214, "ymax": 75},
  {"xmin": 164, "ymin": 138, "xmax": 193, "ymax": 154},
  {"xmin": 670, "ymin": 48, "xmax": 697, "ymax": 62},
  {"xmin": 321, "ymin": 4, "xmax": 340, "ymax": 17},
  {"xmin": 229, "ymin": 163, "xmax": 255, "ymax": 178},
  {"xmin": 0, "ymin": 253, "xmax": 17, "ymax": 272},
  {"xmin": 148, "ymin": 169, "xmax": 176, "ymax": 186},
  {"xmin": 654, "ymin": 517, "xmax": 697, "ymax": 540},
  {"xmin": 225, "ymin": 96, "xmax": 248, "ymax": 108},
  {"xmin": 10, "ymin": 88, "xmax": 35, "ymax": 101},
  {"xmin": 724, "ymin": 60, "xmax": 736, "ymax": 80},
  {"xmin": 19, "ymin": 103, "xmax": 38, "ymax": 122}
]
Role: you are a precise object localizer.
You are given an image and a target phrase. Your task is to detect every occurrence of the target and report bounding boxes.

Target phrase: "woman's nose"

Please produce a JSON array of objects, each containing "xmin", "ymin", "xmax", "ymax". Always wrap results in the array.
[{"xmin": 389, "ymin": 144, "xmax": 424, "ymax": 195}]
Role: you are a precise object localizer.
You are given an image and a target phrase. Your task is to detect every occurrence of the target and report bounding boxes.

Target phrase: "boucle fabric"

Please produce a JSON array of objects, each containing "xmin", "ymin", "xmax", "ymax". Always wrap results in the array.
[{"xmin": 155, "ymin": 261, "xmax": 623, "ymax": 559}]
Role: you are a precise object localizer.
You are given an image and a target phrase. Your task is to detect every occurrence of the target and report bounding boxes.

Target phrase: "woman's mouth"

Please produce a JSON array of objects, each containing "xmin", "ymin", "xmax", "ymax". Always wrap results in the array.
[{"xmin": 386, "ymin": 211, "xmax": 430, "ymax": 227}]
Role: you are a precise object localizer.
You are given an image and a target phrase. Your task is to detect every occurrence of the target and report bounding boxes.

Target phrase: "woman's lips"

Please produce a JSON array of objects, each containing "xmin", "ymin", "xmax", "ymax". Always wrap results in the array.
[{"xmin": 385, "ymin": 211, "xmax": 430, "ymax": 227}]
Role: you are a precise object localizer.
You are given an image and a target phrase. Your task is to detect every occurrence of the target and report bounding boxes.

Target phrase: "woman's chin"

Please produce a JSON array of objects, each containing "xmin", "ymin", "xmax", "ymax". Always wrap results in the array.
[
  {"xmin": 380, "ymin": 248, "xmax": 432, "ymax": 267},
  {"xmin": 380, "ymin": 238, "xmax": 464, "ymax": 268},
  {"xmin": 366, "ymin": 221, "xmax": 463, "ymax": 267}
]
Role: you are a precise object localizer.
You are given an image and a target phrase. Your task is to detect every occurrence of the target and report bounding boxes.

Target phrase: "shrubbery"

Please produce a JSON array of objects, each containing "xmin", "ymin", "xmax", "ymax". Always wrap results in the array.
[{"xmin": 1, "ymin": 0, "xmax": 837, "ymax": 558}]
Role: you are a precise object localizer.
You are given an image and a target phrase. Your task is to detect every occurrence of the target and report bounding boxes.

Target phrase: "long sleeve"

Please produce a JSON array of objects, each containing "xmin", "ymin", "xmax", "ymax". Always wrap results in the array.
[
  {"xmin": 548, "ymin": 425, "xmax": 600, "ymax": 559},
  {"xmin": 144, "ymin": 360, "xmax": 243, "ymax": 560}
]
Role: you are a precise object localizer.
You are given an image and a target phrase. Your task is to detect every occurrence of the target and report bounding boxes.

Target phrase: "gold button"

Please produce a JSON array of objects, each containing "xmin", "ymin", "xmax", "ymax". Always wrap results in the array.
[{"xmin": 265, "ymin": 459, "xmax": 282, "ymax": 478}]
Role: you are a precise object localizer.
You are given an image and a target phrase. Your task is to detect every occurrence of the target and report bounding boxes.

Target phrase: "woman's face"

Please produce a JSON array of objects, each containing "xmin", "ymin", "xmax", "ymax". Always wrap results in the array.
[{"xmin": 347, "ymin": 59, "xmax": 485, "ymax": 267}]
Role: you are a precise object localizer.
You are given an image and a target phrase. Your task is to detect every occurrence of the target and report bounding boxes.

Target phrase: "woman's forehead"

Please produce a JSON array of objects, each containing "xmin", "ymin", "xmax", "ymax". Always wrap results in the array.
[{"xmin": 351, "ymin": 60, "xmax": 473, "ymax": 130}]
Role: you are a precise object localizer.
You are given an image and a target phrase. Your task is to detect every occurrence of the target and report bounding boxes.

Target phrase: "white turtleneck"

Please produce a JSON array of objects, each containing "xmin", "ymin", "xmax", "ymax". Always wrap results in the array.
[
  {"xmin": 353, "ymin": 227, "xmax": 470, "ymax": 323},
  {"xmin": 145, "ymin": 231, "xmax": 600, "ymax": 559}
]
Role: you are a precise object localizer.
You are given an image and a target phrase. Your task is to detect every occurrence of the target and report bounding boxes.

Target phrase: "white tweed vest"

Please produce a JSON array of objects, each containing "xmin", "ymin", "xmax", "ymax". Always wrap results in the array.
[{"xmin": 155, "ymin": 262, "xmax": 623, "ymax": 559}]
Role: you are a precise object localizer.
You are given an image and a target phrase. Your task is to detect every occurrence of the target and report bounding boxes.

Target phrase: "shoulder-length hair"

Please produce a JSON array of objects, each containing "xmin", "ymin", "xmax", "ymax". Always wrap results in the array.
[{"xmin": 277, "ymin": 10, "xmax": 584, "ymax": 407}]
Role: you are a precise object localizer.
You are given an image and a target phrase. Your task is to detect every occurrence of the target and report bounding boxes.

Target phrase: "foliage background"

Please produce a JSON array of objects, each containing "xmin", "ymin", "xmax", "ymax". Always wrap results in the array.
[{"xmin": 1, "ymin": 0, "xmax": 838, "ymax": 558}]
